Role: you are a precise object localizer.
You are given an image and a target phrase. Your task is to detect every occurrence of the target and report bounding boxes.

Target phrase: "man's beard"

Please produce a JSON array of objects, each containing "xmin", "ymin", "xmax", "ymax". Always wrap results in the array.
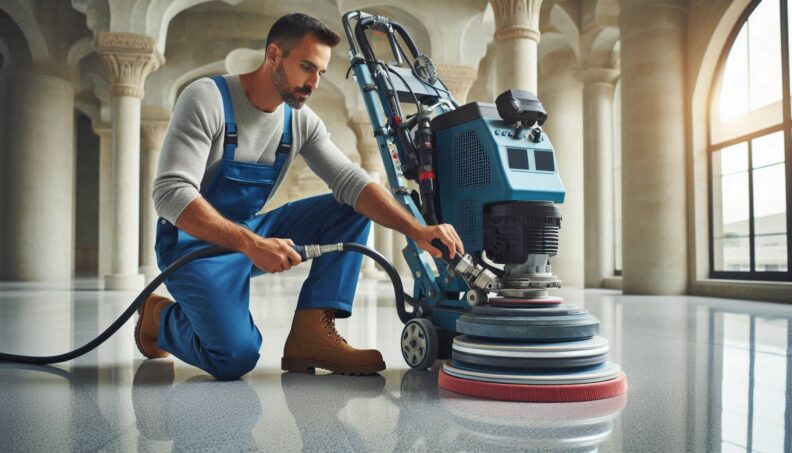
[{"xmin": 273, "ymin": 63, "xmax": 311, "ymax": 109}]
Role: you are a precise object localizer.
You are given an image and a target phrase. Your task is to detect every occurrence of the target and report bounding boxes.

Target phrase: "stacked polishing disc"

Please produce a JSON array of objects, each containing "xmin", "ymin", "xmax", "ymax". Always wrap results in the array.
[{"xmin": 439, "ymin": 290, "xmax": 627, "ymax": 402}]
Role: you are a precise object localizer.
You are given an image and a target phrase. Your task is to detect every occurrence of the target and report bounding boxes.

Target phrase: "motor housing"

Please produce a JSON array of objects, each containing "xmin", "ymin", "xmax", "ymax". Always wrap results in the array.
[{"xmin": 483, "ymin": 201, "xmax": 562, "ymax": 264}]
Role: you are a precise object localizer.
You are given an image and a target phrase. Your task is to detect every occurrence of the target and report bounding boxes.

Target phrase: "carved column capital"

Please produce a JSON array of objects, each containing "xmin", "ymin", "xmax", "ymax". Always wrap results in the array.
[
  {"xmin": 435, "ymin": 64, "xmax": 478, "ymax": 103},
  {"xmin": 96, "ymin": 32, "xmax": 164, "ymax": 99},
  {"xmin": 579, "ymin": 67, "xmax": 620, "ymax": 86},
  {"xmin": 490, "ymin": 0, "xmax": 543, "ymax": 42},
  {"xmin": 92, "ymin": 121, "xmax": 112, "ymax": 139},
  {"xmin": 141, "ymin": 106, "xmax": 172, "ymax": 150}
]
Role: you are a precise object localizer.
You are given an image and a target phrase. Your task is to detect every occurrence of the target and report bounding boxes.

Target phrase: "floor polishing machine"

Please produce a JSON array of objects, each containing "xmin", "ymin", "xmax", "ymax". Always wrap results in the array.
[{"xmin": 343, "ymin": 11, "xmax": 627, "ymax": 402}]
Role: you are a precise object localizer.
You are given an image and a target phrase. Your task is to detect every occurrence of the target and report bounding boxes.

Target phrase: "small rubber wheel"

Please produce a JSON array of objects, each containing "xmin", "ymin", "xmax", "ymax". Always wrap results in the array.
[{"xmin": 401, "ymin": 318, "xmax": 439, "ymax": 370}]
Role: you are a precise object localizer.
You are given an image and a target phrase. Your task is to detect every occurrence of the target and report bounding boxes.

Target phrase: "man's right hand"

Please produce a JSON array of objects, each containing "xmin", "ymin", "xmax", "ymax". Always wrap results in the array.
[
  {"xmin": 241, "ymin": 237, "xmax": 303, "ymax": 273},
  {"xmin": 174, "ymin": 198, "xmax": 303, "ymax": 273}
]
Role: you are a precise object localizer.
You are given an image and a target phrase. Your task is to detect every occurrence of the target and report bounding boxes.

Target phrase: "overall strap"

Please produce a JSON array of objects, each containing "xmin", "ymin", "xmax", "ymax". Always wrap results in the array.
[
  {"xmin": 211, "ymin": 75, "xmax": 238, "ymax": 160},
  {"xmin": 277, "ymin": 104, "xmax": 293, "ymax": 155},
  {"xmin": 273, "ymin": 105, "xmax": 293, "ymax": 169}
]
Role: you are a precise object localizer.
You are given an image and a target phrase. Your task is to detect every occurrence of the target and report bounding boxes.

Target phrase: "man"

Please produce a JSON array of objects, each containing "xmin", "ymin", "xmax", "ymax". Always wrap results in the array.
[{"xmin": 137, "ymin": 13, "xmax": 464, "ymax": 380}]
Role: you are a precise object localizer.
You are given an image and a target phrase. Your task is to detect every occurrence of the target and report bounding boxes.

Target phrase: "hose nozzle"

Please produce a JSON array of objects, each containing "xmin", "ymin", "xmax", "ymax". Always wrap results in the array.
[{"xmin": 292, "ymin": 243, "xmax": 345, "ymax": 261}]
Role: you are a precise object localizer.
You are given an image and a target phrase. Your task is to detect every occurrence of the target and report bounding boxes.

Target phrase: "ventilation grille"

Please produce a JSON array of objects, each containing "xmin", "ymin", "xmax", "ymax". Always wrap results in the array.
[
  {"xmin": 453, "ymin": 130, "xmax": 491, "ymax": 190},
  {"xmin": 457, "ymin": 199, "xmax": 477, "ymax": 247}
]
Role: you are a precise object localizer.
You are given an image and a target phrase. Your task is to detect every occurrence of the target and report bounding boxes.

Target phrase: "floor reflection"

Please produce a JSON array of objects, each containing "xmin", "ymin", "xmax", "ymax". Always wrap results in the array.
[
  {"xmin": 280, "ymin": 372, "xmax": 385, "ymax": 451},
  {"xmin": 705, "ymin": 310, "xmax": 791, "ymax": 452},
  {"xmin": 132, "ymin": 361, "xmax": 262, "ymax": 451},
  {"xmin": 390, "ymin": 366, "xmax": 626, "ymax": 452},
  {"xmin": 1, "ymin": 281, "xmax": 791, "ymax": 452}
]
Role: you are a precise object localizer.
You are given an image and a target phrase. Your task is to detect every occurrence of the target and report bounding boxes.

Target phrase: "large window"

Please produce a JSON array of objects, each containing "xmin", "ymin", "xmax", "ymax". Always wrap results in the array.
[{"xmin": 709, "ymin": 0, "xmax": 792, "ymax": 280}]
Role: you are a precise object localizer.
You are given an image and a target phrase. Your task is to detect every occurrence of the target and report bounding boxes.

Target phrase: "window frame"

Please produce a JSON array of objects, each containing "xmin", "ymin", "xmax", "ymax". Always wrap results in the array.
[{"xmin": 707, "ymin": 0, "xmax": 792, "ymax": 282}]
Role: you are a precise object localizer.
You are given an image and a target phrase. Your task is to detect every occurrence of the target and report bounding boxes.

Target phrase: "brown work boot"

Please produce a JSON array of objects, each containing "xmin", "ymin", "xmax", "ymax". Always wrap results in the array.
[
  {"xmin": 135, "ymin": 294, "xmax": 173, "ymax": 359},
  {"xmin": 281, "ymin": 309, "xmax": 386, "ymax": 375}
]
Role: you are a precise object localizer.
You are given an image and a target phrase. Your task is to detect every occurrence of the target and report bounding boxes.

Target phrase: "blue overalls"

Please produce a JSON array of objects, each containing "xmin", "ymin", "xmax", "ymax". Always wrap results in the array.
[{"xmin": 154, "ymin": 75, "xmax": 371, "ymax": 380}]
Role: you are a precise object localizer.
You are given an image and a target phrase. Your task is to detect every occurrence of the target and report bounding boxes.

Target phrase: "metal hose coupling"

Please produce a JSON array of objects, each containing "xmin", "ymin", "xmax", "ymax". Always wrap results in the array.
[
  {"xmin": 427, "ymin": 238, "xmax": 500, "ymax": 292},
  {"xmin": 295, "ymin": 243, "xmax": 345, "ymax": 260},
  {"xmin": 453, "ymin": 254, "xmax": 500, "ymax": 292}
]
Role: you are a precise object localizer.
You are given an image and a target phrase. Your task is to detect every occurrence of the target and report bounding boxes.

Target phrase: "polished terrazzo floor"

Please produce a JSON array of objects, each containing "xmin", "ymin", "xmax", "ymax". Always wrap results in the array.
[{"xmin": 0, "ymin": 269, "xmax": 790, "ymax": 452}]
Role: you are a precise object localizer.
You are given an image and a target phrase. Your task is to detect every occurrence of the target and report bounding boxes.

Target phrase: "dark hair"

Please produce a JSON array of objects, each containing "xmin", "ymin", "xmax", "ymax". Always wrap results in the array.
[{"xmin": 265, "ymin": 13, "xmax": 341, "ymax": 56}]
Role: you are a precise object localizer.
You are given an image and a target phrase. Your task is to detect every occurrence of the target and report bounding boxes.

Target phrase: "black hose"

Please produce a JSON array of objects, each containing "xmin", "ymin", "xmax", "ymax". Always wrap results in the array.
[
  {"xmin": 0, "ymin": 243, "xmax": 410, "ymax": 364},
  {"xmin": 342, "ymin": 243, "xmax": 412, "ymax": 324}
]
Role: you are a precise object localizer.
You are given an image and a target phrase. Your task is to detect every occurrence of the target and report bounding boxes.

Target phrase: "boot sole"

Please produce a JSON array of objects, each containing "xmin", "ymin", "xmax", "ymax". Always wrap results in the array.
[{"xmin": 281, "ymin": 357, "xmax": 386, "ymax": 376}]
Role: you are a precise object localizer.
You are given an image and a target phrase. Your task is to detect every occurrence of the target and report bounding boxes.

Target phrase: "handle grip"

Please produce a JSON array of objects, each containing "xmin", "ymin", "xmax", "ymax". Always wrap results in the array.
[
  {"xmin": 291, "ymin": 245, "xmax": 308, "ymax": 261},
  {"xmin": 430, "ymin": 238, "xmax": 461, "ymax": 265}
]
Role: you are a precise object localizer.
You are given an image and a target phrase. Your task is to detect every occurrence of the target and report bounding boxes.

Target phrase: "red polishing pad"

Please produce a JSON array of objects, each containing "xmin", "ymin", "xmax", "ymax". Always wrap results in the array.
[
  {"xmin": 488, "ymin": 296, "xmax": 564, "ymax": 307},
  {"xmin": 438, "ymin": 369, "xmax": 627, "ymax": 403}
]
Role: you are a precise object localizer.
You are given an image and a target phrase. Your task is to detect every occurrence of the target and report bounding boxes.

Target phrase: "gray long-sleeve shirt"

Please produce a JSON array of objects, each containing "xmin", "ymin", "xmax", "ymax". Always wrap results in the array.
[{"xmin": 152, "ymin": 75, "xmax": 374, "ymax": 225}]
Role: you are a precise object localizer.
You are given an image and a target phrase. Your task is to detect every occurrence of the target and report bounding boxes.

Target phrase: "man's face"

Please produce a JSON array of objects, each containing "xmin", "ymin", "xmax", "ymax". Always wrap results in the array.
[{"xmin": 271, "ymin": 34, "xmax": 331, "ymax": 109}]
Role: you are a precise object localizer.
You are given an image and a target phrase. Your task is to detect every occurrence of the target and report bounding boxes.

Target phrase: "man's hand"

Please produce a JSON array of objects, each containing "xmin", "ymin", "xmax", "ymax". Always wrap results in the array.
[
  {"xmin": 241, "ymin": 237, "xmax": 303, "ymax": 273},
  {"xmin": 174, "ymin": 198, "xmax": 303, "ymax": 273},
  {"xmin": 411, "ymin": 223, "xmax": 465, "ymax": 259},
  {"xmin": 354, "ymin": 183, "xmax": 466, "ymax": 260}
]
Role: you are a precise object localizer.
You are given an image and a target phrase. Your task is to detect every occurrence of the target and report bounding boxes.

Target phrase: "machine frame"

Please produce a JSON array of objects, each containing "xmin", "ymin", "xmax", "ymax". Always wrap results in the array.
[
  {"xmin": 342, "ymin": 11, "xmax": 565, "ymax": 367},
  {"xmin": 343, "ymin": 11, "xmax": 468, "ymax": 337}
]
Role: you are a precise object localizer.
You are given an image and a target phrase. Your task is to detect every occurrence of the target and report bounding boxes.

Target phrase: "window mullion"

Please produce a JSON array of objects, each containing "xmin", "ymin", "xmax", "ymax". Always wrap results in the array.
[
  {"xmin": 708, "ymin": 146, "xmax": 715, "ymax": 276},
  {"xmin": 748, "ymin": 139, "xmax": 756, "ymax": 272},
  {"xmin": 746, "ymin": 19, "xmax": 752, "ymax": 109},
  {"xmin": 781, "ymin": 0, "xmax": 792, "ymax": 277}
]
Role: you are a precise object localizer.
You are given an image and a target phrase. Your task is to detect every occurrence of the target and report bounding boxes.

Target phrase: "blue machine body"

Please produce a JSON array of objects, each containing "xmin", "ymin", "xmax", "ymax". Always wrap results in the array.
[{"xmin": 432, "ymin": 107, "xmax": 566, "ymax": 254}]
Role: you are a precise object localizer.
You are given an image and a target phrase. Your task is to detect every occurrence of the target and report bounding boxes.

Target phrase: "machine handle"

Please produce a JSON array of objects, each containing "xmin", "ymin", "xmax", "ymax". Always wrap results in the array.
[
  {"xmin": 387, "ymin": 31, "xmax": 404, "ymax": 65},
  {"xmin": 343, "ymin": 10, "xmax": 420, "ymax": 61}
]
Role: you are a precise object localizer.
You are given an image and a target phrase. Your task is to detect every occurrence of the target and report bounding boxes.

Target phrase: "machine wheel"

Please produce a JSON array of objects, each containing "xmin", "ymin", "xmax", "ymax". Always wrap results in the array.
[
  {"xmin": 466, "ymin": 289, "xmax": 488, "ymax": 306},
  {"xmin": 401, "ymin": 318, "xmax": 439, "ymax": 370}
]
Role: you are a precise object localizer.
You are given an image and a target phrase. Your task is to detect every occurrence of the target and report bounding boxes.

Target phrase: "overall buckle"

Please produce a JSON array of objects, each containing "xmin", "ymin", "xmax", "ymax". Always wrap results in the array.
[{"xmin": 225, "ymin": 132, "xmax": 238, "ymax": 146}]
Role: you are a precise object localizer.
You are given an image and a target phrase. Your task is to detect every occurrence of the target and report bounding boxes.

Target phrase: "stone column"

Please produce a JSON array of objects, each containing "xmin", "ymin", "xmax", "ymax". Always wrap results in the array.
[
  {"xmin": 490, "ymin": 0, "xmax": 543, "ymax": 94},
  {"xmin": 620, "ymin": 0, "xmax": 687, "ymax": 294},
  {"xmin": 2, "ymin": 65, "xmax": 75, "ymax": 281},
  {"xmin": 140, "ymin": 107, "xmax": 171, "ymax": 279},
  {"xmin": 0, "ymin": 74, "xmax": 6, "ymax": 278},
  {"xmin": 92, "ymin": 122, "xmax": 113, "ymax": 279},
  {"xmin": 581, "ymin": 67, "xmax": 619, "ymax": 287},
  {"xmin": 97, "ymin": 32, "xmax": 163, "ymax": 290},
  {"xmin": 392, "ymin": 232, "xmax": 411, "ymax": 276},
  {"xmin": 435, "ymin": 64, "xmax": 478, "ymax": 104},
  {"xmin": 348, "ymin": 112, "xmax": 389, "ymax": 278},
  {"xmin": 538, "ymin": 54, "xmax": 585, "ymax": 287},
  {"xmin": 468, "ymin": 43, "xmax": 497, "ymax": 103}
]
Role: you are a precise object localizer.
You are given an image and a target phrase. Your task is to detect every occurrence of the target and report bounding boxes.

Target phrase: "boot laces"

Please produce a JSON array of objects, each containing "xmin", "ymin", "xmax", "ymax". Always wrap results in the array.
[{"xmin": 319, "ymin": 310, "xmax": 347, "ymax": 344}]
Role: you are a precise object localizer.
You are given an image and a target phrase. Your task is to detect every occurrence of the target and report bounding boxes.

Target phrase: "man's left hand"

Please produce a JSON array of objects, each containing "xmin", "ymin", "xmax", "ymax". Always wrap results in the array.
[{"xmin": 411, "ymin": 223, "xmax": 465, "ymax": 259}]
